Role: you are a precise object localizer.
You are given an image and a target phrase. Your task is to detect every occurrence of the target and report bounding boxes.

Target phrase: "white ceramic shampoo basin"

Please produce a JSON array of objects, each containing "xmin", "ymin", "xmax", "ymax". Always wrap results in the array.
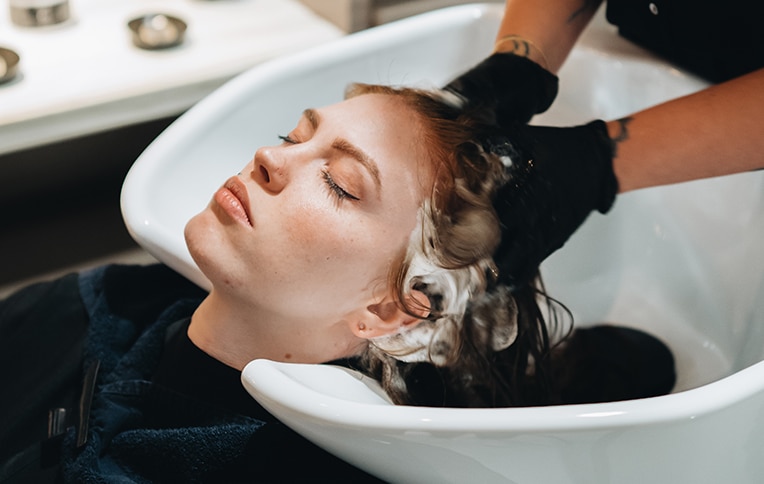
[{"xmin": 123, "ymin": 4, "xmax": 764, "ymax": 483}]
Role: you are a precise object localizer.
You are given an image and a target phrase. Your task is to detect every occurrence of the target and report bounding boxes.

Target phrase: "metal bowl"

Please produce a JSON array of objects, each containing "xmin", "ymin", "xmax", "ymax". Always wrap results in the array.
[
  {"xmin": 128, "ymin": 13, "xmax": 187, "ymax": 50},
  {"xmin": 10, "ymin": 0, "xmax": 70, "ymax": 27},
  {"xmin": 0, "ymin": 47, "xmax": 21, "ymax": 84}
]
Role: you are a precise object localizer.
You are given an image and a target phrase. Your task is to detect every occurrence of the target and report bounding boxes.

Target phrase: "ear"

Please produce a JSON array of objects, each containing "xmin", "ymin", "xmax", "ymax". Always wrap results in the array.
[{"xmin": 350, "ymin": 289, "xmax": 430, "ymax": 340}]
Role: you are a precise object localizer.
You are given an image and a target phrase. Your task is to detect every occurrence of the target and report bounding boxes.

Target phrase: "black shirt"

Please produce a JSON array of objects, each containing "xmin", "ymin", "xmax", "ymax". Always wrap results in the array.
[{"xmin": 606, "ymin": 0, "xmax": 764, "ymax": 82}]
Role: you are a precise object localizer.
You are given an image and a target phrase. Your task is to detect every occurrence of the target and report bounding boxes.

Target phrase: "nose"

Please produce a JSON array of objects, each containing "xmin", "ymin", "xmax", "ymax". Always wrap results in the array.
[{"xmin": 251, "ymin": 146, "xmax": 288, "ymax": 193}]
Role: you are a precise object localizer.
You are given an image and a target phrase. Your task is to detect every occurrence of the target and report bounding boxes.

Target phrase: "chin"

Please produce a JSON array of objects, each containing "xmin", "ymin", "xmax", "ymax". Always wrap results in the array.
[
  {"xmin": 185, "ymin": 210, "xmax": 226, "ymax": 284},
  {"xmin": 185, "ymin": 210, "xmax": 253, "ymax": 293}
]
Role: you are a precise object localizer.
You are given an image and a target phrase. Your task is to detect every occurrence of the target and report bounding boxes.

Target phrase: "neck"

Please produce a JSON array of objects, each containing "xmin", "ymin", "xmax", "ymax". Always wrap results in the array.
[{"xmin": 188, "ymin": 290, "xmax": 365, "ymax": 371}]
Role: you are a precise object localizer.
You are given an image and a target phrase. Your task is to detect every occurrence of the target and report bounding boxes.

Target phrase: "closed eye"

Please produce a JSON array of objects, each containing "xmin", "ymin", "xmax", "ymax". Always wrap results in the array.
[
  {"xmin": 278, "ymin": 131, "xmax": 360, "ymax": 203},
  {"xmin": 322, "ymin": 170, "xmax": 360, "ymax": 202}
]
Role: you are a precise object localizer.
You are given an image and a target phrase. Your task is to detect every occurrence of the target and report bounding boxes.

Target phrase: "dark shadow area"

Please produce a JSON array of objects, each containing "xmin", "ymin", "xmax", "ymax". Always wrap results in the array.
[{"xmin": 0, "ymin": 115, "xmax": 179, "ymax": 286}]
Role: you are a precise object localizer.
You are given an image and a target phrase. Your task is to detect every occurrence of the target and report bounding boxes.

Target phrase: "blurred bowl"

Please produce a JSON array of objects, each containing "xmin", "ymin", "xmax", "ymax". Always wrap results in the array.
[
  {"xmin": 10, "ymin": 0, "xmax": 70, "ymax": 27},
  {"xmin": 128, "ymin": 13, "xmax": 187, "ymax": 50},
  {"xmin": 0, "ymin": 47, "xmax": 20, "ymax": 84}
]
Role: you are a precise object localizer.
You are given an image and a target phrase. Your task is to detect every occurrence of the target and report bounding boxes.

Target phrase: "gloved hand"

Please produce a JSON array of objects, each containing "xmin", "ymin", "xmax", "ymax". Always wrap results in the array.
[
  {"xmin": 482, "ymin": 120, "xmax": 618, "ymax": 287},
  {"xmin": 444, "ymin": 52, "xmax": 559, "ymax": 125}
]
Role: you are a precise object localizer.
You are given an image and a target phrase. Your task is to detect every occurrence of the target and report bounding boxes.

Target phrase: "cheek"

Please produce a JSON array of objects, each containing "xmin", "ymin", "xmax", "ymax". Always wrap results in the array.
[
  {"xmin": 279, "ymin": 200, "xmax": 401, "ymax": 286},
  {"xmin": 282, "ymin": 202, "xmax": 366, "ymax": 269},
  {"xmin": 283, "ymin": 200, "xmax": 336, "ymax": 246}
]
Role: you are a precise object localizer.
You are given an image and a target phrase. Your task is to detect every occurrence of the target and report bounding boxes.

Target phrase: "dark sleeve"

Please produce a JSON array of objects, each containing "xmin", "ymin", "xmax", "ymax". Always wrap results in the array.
[
  {"xmin": 0, "ymin": 273, "xmax": 88, "ymax": 462},
  {"xmin": 606, "ymin": 0, "xmax": 764, "ymax": 82},
  {"xmin": 101, "ymin": 264, "xmax": 207, "ymax": 331}
]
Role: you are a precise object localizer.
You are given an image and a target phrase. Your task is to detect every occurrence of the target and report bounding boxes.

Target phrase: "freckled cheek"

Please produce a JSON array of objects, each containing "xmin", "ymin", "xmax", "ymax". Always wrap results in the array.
[
  {"xmin": 281, "ymin": 202, "xmax": 351, "ymax": 258},
  {"xmin": 280, "ymin": 203, "xmax": 385, "ymax": 281}
]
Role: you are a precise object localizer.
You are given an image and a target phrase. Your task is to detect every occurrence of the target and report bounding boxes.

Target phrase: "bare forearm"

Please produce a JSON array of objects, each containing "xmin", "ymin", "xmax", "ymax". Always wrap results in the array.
[
  {"xmin": 495, "ymin": 0, "xmax": 602, "ymax": 73},
  {"xmin": 607, "ymin": 68, "xmax": 764, "ymax": 193}
]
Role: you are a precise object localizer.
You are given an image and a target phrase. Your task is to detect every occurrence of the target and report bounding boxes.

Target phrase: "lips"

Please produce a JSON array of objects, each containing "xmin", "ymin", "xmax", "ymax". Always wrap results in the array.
[{"xmin": 214, "ymin": 176, "xmax": 253, "ymax": 227}]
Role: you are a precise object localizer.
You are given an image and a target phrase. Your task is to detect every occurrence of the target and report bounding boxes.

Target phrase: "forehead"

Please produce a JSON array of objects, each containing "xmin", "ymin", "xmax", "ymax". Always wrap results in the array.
[
  {"xmin": 320, "ymin": 93, "xmax": 433, "ymax": 188},
  {"xmin": 321, "ymin": 92, "xmax": 422, "ymax": 139}
]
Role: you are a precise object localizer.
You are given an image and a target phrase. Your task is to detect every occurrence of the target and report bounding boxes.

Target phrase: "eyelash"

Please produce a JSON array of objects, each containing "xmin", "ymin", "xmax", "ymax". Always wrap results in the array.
[
  {"xmin": 277, "ymin": 134, "xmax": 359, "ymax": 203},
  {"xmin": 322, "ymin": 170, "xmax": 360, "ymax": 202}
]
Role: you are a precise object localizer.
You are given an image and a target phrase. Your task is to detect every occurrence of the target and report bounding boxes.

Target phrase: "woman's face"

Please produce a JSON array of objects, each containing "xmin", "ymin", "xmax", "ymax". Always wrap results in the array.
[{"xmin": 185, "ymin": 93, "xmax": 433, "ymax": 324}]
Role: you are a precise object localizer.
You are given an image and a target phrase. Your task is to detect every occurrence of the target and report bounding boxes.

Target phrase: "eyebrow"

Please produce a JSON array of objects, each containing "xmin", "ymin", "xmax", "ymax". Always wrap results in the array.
[{"xmin": 303, "ymin": 108, "xmax": 382, "ymax": 191}]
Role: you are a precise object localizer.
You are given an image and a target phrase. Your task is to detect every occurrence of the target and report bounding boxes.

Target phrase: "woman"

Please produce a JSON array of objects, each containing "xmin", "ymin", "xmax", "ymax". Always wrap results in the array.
[
  {"xmin": 183, "ymin": 83, "xmax": 554, "ymax": 408},
  {"xmin": 0, "ymin": 83, "xmax": 674, "ymax": 483}
]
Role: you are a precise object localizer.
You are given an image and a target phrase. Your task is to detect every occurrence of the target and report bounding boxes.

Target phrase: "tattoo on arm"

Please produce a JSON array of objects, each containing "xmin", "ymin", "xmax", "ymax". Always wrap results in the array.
[
  {"xmin": 498, "ymin": 38, "xmax": 532, "ymax": 58},
  {"xmin": 610, "ymin": 117, "xmax": 634, "ymax": 157},
  {"xmin": 568, "ymin": 0, "xmax": 602, "ymax": 23}
]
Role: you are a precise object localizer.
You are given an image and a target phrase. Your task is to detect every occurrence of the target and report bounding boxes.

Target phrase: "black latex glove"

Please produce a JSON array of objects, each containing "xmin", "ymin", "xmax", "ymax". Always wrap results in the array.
[
  {"xmin": 444, "ymin": 52, "xmax": 559, "ymax": 124},
  {"xmin": 483, "ymin": 120, "xmax": 618, "ymax": 287}
]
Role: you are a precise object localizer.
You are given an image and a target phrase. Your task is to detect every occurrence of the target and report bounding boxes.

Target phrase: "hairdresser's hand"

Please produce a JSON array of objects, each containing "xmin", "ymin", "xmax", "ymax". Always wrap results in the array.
[
  {"xmin": 486, "ymin": 120, "xmax": 618, "ymax": 287},
  {"xmin": 444, "ymin": 52, "xmax": 559, "ymax": 124}
]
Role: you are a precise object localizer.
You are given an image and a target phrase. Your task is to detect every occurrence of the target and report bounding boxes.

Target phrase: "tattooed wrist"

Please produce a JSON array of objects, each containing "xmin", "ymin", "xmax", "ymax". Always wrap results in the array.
[
  {"xmin": 494, "ymin": 35, "xmax": 550, "ymax": 70},
  {"xmin": 609, "ymin": 116, "xmax": 633, "ymax": 157}
]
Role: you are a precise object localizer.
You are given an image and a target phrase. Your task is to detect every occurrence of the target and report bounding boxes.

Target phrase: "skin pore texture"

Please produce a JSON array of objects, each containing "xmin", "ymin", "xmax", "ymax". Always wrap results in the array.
[{"xmin": 184, "ymin": 93, "xmax": 435, "ymax": 370}]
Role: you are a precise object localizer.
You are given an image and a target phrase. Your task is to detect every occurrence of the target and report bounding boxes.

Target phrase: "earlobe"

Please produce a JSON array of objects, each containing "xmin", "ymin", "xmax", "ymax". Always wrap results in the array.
[{"xmin": 350, "ymin": 290, "xmax": 430, "ymax": 340}]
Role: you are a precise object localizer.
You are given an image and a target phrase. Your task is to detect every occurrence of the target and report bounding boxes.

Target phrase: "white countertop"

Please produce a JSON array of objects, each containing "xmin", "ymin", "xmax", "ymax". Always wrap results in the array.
[{"xmin": 0, "ymin": 0, "xmax": 343, "ymax": 155}]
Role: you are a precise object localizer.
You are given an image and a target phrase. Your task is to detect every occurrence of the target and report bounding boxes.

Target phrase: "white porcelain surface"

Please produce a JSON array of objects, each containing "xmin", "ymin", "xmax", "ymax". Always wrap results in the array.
[{"xmin": 123, "ymin": 3, "xmax": 764, "ymax": 483}]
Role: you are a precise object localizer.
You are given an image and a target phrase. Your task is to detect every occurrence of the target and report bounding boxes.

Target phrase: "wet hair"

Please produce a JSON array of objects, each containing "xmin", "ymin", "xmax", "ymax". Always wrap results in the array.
[{"xmin": 344, "ymin": 83, "xmax": 570, "ymax": 407}]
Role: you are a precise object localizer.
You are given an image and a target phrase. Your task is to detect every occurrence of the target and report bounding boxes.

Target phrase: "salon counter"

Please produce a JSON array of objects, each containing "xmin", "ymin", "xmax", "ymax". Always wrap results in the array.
[{"xmin": 0, "ymin": 0, "xmax": 343, "ymax": 156}]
